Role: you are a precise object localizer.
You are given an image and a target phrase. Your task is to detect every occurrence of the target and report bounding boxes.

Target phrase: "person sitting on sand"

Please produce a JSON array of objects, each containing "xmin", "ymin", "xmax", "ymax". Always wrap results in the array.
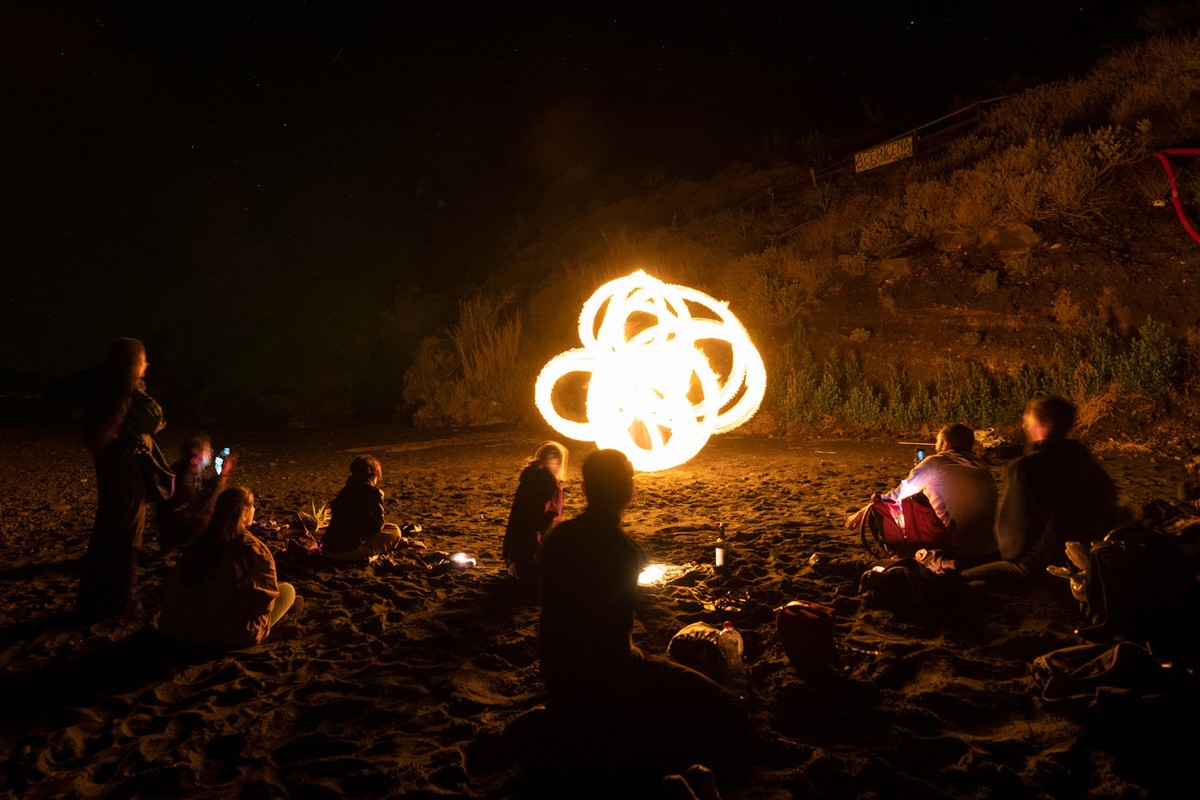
[
  {"xmin": 159, "ymin": 486, "xmax": 300, "ymax": 650},
  {"xmin": 156, "ymin": 433, "xmax": 233, "ymax": 550},
  {"xmin": 321, "ymin": 455, "xmax": 404, "ymax": 561},
  {"xmin": 502, "ymin": 441, "xmax": 567, "ymax": 588},
  {"xmin": 536, "ymin": 449, "xmax": 748, "ymax": 776},
  {"xmin": 962, "ymin": 396, "xmax": 1118, "ymax": 593},
  {"xmin": 846, "ymin": 423, "xmax": 1000, "ymax": 567}
]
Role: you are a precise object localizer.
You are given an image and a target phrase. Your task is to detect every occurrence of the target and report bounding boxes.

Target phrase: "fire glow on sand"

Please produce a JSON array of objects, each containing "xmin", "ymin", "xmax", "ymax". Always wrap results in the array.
[{"xmin": 535, "ymin": 271, "xmax": 766, "ymax": 471}]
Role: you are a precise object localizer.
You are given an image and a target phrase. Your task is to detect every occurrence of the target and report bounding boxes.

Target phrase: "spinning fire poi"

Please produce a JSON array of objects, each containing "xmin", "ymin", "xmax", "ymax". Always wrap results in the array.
[{"xmin": 535, "ymin": 270, "xmax": 766, "ymax": 471}]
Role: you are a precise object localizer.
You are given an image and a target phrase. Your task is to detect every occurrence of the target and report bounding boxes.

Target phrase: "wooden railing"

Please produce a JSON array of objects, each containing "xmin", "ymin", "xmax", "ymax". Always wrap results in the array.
[{"xmin": 810, "ymin": 94, "xmax": 1014, "ymax": 184}]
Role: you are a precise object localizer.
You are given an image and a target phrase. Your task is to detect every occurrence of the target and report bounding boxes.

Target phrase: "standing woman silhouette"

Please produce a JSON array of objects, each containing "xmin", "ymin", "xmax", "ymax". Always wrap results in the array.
[
  {"xmin": 76, "ymin": 337, "xmax": 172, "ymax": 620},
  {"xmin": 502, "ymin": 441, "xmax": 567, "ymax": 594}
]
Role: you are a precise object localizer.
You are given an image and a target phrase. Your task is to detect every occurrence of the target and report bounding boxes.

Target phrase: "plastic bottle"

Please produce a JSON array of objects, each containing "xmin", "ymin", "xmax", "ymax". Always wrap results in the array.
[
  {"xmin": 714, "ymin": 523, "xmax": 727, "ymax": 569},
  {"xmin": 718, "ymin": 620, "xmax": 749, "ymax": 699}
]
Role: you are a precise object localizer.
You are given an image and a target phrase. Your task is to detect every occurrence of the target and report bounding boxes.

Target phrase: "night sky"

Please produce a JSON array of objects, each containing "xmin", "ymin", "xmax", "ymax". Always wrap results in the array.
[{"xmin": 1, "ymin": 1, "xmax": 1146, "ymax": 380}]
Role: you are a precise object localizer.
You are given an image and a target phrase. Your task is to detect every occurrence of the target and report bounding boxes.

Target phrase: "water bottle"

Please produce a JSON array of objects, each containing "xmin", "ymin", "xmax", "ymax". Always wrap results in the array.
[
  {"xmin": 714, "ymin": 523, "xmax": 727, "ymax": 569},
  {"xmin": 718, "ymin": 620, "xmax": 748, "ymax": 699}
]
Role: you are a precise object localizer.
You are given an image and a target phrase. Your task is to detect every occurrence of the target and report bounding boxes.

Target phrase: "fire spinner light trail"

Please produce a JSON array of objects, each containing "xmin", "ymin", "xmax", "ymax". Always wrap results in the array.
[{"xmin": 535, "ymin": 270, "xmax": 767, "ymax": 471}]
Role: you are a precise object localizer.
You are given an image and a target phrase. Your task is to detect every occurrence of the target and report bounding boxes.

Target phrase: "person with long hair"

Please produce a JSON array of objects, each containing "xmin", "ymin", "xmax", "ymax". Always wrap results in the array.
[
  {"xmin": 159, "ymin": 486, "xmax": 301, "ymax": 650},
  {"xmin": 75, "ymin": 337, "xmax": 173, "ymax": 620},
  {"xmin": 502, "ymin": 441, "xmax": 567, "ymax": 591}
]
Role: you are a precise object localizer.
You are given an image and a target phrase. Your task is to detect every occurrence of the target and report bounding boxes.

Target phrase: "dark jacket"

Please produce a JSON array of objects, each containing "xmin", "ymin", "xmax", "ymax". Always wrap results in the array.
[
  {"xmin": 502, "ymin": 464, "xmax": 563, "ymax": 564},
  {"xmin": 322, "ymin": 477, "xmax": 385, "ymax": 554},
  {"xmin": 156, "ymin": 458, "xmax": 220, "ymax": 549},
  {"xmin": 538, "ymin": 509, "xmax": 645, "ymax": 698},
  {"xmin": 995, "ymin": 438, "xmax": 1118, "ymax": 572}
]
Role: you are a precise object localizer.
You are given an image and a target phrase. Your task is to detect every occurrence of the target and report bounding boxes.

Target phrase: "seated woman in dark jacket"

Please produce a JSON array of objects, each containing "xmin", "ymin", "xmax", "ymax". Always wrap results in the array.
[{"xmin": 322, "ymin": 455, "xmax": 403, "ymax": 561}]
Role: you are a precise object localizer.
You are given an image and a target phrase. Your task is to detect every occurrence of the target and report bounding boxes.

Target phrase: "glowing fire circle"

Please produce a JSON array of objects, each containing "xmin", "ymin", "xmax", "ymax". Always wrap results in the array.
[{"xmin": 535, "ymin": 270, "xmax": 766, "ymax": 471}]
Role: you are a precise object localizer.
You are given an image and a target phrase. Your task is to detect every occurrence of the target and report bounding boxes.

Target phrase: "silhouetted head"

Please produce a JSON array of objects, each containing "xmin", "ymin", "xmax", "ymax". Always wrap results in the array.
[
  {"xmin": 350, "ymin": 455, "xmax": 382, "ymax": 484},
  {"xmin": 209, "ymin": 486, "xmax": 255, "ymax": 538},
  {"xmin": 937, "ymin": 423, "xmax": 975, "ymax": 453},
  {"xmin": 180, "ymin": 433, "xmax": 213, "ymax": 470},
  {"xmin": 1024, "ymin": 395, "xmax": 1076, "ymax": 442},
  {"xmin": 581, "ymin": 449, "xmax": 634, "ymax": 513},
  {"xmin": 85, "ymin": 337, "xmax": 149, "ymax": 453},
  {"xmin": 530, "ymin": 440, "xmax": 568, "ymax": 479},
  {"xmin": 101, "ymin": 337, "xmax": 148, "ymax": 389},
  {"xmin": 178, "ymin": 486, "xmax": 256, "ymax": 585}
]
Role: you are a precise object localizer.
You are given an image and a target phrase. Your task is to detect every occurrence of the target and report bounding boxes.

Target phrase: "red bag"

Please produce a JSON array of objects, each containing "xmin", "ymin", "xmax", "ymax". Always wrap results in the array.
[
  {"xmin": 775, "ymin": 600, "xmax": 836, "ymax": 674},
  {"xmin": 858, "ymin": 493, "xmax": 948, "ymax": 558}
]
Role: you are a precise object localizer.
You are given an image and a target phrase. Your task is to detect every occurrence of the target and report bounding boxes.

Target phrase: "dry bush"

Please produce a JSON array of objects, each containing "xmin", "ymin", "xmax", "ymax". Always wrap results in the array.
[
  {"xmin": 1130, "ymin": 159, "xmax": 1172, "ymax": 204},
  {"xmin": 719, "ymin": 245, "xmax": 832, "ymax": 335},
  {"xmin": 1052, "ymin": 289, "xmax": 1085, "ymax": 329},
  {"xmin": 1075, "ymin": 385, "xmax": 1120, "ymax": 433},
  {"xmin": 789, "ymin": 212, "xmax": 848, "ymax": 266},
  {"xmin": 898, "ymin": 180, "xmax": 954, "ymax": 240},
  {"xmin": 855, "ymin": 197, "xmax": 915, "ymax": 258},
  {"xmin": 403, "ymin": 293, "xmax": 529, "ymax": 426}
]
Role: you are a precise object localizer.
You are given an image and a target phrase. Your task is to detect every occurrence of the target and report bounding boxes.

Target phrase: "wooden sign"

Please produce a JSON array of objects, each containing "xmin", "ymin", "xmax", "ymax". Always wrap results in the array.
[{"xmin": 854, "ymin": 135, "xmax": 914, "ymax": 173}]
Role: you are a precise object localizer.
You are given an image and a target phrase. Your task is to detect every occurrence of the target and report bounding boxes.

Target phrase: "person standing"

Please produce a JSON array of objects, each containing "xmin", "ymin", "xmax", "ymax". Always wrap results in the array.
[
  {"xmin": 502, "ymin": 441, "xmax": 566, "ymax": 590},
  {"xmin": 963, "ymin": 396, "xmax": 1118, "ymax": 593},
  {"xmin": 76, "ymin": 337, "xmax": 172, "ymax": 621}
]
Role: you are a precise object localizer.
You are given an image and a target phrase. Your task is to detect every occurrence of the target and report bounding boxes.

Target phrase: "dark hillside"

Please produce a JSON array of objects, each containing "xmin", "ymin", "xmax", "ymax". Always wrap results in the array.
[{"xmin": 395, "ymin": 34, "xmax": 1200, "ymax": 452}]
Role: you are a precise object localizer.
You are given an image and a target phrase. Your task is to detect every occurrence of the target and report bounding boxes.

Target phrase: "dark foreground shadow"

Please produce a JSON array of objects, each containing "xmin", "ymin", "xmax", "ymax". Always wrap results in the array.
[{"xmin": 0, "ymin": 625, "xmax": 201, "ymax": 734}]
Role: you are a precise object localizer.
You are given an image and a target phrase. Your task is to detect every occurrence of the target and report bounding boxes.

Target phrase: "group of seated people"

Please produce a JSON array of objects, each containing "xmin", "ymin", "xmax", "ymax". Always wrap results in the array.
[
  {"xmin": 145, "ymin": 395, "xmax": 1122, "ymax": 789},
  {"xmin": 849, "ymin": 394, "xmax": 1118, "ymax": 593},
  {"xmin": 154, "ymin": 437, "xmax": 408, "ymax": 651}
]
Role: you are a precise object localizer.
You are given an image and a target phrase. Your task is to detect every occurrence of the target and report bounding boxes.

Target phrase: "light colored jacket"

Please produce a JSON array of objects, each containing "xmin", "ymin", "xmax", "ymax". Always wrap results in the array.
[{"xmin": 884, "ymin": 449, "xmax": 999, "ymax": 557}]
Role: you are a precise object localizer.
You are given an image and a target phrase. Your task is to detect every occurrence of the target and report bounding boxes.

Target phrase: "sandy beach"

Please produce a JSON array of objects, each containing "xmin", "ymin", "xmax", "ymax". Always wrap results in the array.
[{"xmin": 0, "ymin": 423, "xmax": 1194, "ymax": 799}]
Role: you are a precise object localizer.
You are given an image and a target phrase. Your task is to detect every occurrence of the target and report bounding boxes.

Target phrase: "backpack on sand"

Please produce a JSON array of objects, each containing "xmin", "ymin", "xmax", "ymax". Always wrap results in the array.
[
  {"xmin": 857, "ymin": 557, "xmax": 968, "ymax": 621},
  {"xmin": 667, "ymin": 622, "xmax": 726, "ymax": 684},
  {"xmin": 775, "ymin": 600, "xmax": 836, "ymax": 674},
  {"xmin": 1078, "ymin": 525, "xmax": 1200, "ymax": 661},
  {"xmin": 857, "ymin": 493, "xmax": 949, "ymax": 558}
]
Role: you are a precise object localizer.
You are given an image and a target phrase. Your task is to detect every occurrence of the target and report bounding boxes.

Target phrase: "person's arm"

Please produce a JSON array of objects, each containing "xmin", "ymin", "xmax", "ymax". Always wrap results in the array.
[
  {"xmin": 240, "ymin": 538, "xmax": 281, "ymax": 618},
  {"xmin": 539, "ymin": 480, "xmax": 564, "ymax": 533},
  {"xmin": 883, "ymin": 459, "xmax": 932, "ymax": 503},
  {"xmin": 371, "ymin": 486, "xmax": 386, "ymax": 531}
]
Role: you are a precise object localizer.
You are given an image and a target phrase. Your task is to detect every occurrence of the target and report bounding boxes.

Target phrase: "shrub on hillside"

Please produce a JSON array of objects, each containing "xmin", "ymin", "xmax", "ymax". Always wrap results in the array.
[{"xmin": 403, "ymin": 294, "xmax": 528, "ymax": 427}]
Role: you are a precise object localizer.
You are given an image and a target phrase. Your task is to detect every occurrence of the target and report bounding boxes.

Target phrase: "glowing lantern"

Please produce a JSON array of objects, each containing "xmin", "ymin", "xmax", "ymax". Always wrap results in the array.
[
  {"xmin": 638, "ymin": 563, "xmax": 668, "ymax": 585},
  {"xmin": 536, "ymin": 270, "xmax": 766, "ymax": 471}
]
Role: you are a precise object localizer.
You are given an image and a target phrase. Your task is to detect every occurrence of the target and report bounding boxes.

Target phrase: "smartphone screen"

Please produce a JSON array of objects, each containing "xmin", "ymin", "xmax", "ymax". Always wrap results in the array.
[
  {"xmin": 215, "ymin": 447, "xmax": 231, "ymax": 474},
  {"xmin": 916, "ymin": 448, "xmax": 926, "ymax": 462}
]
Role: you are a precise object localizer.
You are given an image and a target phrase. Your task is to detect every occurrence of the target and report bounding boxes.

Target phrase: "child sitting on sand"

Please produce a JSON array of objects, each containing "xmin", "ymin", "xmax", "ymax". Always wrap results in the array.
[
  {"xmin": 159, "ymin": 486, "xmax": 301, "ymax": 650},
  {"xmin": 322, "ymin": 455, "xmax": 404, "ymax": 562}
]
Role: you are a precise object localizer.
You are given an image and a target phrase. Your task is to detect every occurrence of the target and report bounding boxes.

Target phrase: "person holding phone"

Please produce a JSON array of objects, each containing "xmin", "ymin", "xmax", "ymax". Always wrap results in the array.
[
  {"xmin": 157, "ymin": 433, "xmax": 235, "ymax": 550},
  {"xmin": 847, "ymin": 423, "xmax": 999, "ymax": 566}
]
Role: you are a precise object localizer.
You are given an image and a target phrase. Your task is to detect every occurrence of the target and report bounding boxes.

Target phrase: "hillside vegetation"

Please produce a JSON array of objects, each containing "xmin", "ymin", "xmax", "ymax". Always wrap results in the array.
[{"xmin": 396, "ymin": 34, "xmax": 1200, "ymax": 450}]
